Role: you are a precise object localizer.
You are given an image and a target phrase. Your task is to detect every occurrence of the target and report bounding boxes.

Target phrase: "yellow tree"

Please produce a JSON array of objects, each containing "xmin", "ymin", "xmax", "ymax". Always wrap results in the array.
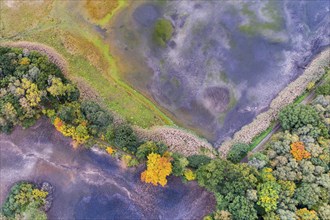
[{"xmin": 141, "ymin": 153, "xmax": 172, "ymax": 187}]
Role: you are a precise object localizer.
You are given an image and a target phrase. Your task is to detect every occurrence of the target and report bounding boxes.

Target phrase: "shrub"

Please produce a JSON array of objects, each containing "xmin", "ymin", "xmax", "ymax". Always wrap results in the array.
[
  {"xmin": 153, "ymin": 19, "xmax": 173, "ymax": 47},
  {"xmin": 187, "ymin": 155, "xmax": 211, "ymax": 169},
  {"xmin": 227, "ymin": 143, "xmax": 249, "ymax": 163}
]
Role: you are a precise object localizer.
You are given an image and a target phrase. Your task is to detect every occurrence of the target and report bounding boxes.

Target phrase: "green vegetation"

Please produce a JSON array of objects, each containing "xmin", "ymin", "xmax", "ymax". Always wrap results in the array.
[
  {"xmin": 153, "ymin": 19, "xmax": 174, "ymax": 47},
  {"xmin": 136, "ymin": 141, "xmax": 167, "ymax": 161},
  {"xmin": 187, "ymin": 155, "xmax": 212, "ymax": 169},
  {"xmin": 201, "ymin": 94, "xmax": 329, "ymax": 219},
  {"xmin": 239, "ymin": 2, "xmax": 283, "ymax": 36},
  {"xmin": 0, "ymin": 0, "xmax": 173, "ymax": 128},
  {"xmin": 316, "ymin": 81, "xmax": 330, "ymax": 96},
  {"xmin": 1, "ymin": 182, "xmax": 48, "ymax": 219},
  {"xmin": 226, "ymin": 143, "xmax": 249, "ymax": 163},
  {"xmin": 0, "ymin": 47, "xmax": 79, "ymax": 133},
  {"xmin": 279, "ymin": 104, "xmax": 321, "ymax": 131}
]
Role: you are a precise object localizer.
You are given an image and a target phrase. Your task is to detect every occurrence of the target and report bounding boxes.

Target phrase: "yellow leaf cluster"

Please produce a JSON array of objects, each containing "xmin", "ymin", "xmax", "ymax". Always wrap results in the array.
[
  {"xmin": 20, "ymin": 57, "xmax": 30, "ymax": 65},
  {"xmin": 141, "ymin": 153, "xmax": 172, "ymax": 187},
  {"xmin": 106, "ymin": 146, "xmax": 115, "ymax": 155},
  {"xmin": 32, "ymin": 189, "xmax": 48, "ymax": 200},
  {"xmin": 184, "ymin": 169, "xmax": 196, "ymax": 181}
]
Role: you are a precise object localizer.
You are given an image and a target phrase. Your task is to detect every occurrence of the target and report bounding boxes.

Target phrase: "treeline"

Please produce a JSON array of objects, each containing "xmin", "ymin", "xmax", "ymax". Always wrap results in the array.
[{"xmin": 1, "ymin": 47, "xmax": 329, "ymax": 220}]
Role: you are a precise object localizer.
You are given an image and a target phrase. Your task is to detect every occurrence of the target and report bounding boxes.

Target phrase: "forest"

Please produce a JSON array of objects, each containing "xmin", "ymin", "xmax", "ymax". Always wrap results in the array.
[{"xmin": 0, "ymin": 47, "xmax": 329, "ymax": 220}]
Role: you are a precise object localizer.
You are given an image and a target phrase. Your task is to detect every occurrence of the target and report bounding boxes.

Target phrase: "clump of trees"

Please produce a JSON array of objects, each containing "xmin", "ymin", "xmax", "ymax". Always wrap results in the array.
[
  {"xmin": 203, "ymin": 95, "xmax": 329, "ymax": 219},
  {"xmin": 1, "ymin": 182, "xmax": 48, "ymax": 219},
  {"xmin": 0, "ymin": 47, "xmax": 79, "ymax": 134}
]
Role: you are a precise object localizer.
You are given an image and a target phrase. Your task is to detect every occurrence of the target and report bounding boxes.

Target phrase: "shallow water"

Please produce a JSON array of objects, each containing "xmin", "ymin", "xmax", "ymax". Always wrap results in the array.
[
  {"xmin": 0, "ymin": 119, "xmax": 215, "ymax": 219},
  {"xmin": 108, "ymin": 0, "xmax": 330, "ymax": 144}
]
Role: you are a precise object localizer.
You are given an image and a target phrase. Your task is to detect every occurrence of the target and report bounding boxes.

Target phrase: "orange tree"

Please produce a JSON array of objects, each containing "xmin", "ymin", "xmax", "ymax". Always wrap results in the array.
[{"xmin": 290, "ymin": 142, "xmax": 311, "ymax": 161}]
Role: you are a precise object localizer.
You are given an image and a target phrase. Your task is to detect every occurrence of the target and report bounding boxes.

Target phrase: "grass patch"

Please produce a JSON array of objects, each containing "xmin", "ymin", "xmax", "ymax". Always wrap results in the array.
[
  {"xmin": 249, "ymin": 122, "xmax": 276, "ymax": 151},
  {"xmin": 153, "ymin": 19, "xmax": 174, "ymax": 47}
]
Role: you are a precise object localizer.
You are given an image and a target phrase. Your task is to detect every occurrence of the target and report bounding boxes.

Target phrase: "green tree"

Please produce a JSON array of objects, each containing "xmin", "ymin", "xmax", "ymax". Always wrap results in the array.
[
  {"xmin": 228, "ymin": 196, "xmax": 257, "ymax": 220},
  {"xmin": 187, "ymin": 155, "xmax": 211, "ymax": 169},
  {"xmin": 279, "ymin": 104, "xmax": 320, "ymax": 131},
  {"xmin": 257, "ymin": 181, "xmax": 280, "ymax": 212},
  {"xmin": 227, "ymin": 143, "xmax": 249, "ymax": 163},
  {"xmin": 171, "ymin": 153, "xmax": 189, "ymax": 176},
  {"xmin": 136, "ymin": 141, "xmax": 167, "ymax": 161}
]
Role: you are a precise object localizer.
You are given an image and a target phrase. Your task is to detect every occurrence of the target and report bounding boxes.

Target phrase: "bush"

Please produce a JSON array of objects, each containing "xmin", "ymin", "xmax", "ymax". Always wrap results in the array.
[
  {"xmin": 227, "ymin": 143, "xmax": 249, "ymax": 163},
  {"xmin": 153, "ymin": 19, "xmax": 173, "ymax": 47},
  {"xmin": 187, "ymin": 155, "xmax": 211, "ymax": 169}
]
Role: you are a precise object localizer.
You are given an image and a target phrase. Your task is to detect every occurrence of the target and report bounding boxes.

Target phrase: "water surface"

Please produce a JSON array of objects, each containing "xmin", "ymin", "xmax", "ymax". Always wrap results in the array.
[{"xmin": 0, "ymin": 119, "xmax": 215, "ymax": 219}]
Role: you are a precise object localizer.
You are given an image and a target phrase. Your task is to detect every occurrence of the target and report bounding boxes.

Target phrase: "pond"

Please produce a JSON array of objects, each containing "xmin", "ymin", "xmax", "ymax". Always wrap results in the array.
[
  {"xmin": 0, "ymin": 119, "xmax": 215, "ymax": 219},
  {"xmin": 108, "ymin": 0, "xmax": 330, "ymax": 145}
]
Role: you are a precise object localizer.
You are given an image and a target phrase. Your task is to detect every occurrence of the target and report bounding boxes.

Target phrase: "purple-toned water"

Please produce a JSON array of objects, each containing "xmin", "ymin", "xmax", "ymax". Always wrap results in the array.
[
  {"xmin": 0, "ymin": 119, "xmax": 215, "ymax": 219},
  {"xmin": 110, "ymin": 0, "xmax": 330, "ymax": 145}
]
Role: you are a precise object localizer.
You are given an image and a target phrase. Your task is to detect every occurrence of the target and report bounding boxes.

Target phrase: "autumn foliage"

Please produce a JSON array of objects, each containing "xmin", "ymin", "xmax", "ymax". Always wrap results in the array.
[
  {"xmin": 290, "ymin": 142, "xmax": 311, "ymax": 161},
  {"xmin": 141, "ymin": 153, "xmax": 172, "ymax": 187}
]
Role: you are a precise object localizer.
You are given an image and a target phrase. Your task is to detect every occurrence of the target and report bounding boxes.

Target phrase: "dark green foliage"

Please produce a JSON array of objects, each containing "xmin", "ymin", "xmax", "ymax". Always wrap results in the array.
[
  {"xmin": 171, "ymin": 153, "xmax": 189, "ymax": 176},
  {"xmin": 227, "ymin": 143, "xmax": 249, "ymax": 163},
  {"xmin": 109, "ymin": 124, "xmax": 139, "ymax": 153},
  {"xmin": 228, "ymin": 196, "xmax": 258, "ymax": 220},
  {"xmin": 279, "ymin": 104, "xmax": 320, "ymax": 131},
  {"xmin": 81, "ymin": 101, "xmax": 113, "ymax": 136},
  {"xmin": 197, "ymin": 159, "xmax": 259, "ymax": 219},
  {"xmin": 136, "ymin": 141, "xmax": 167, "ymax": 161},
  {"xmin": 187, "ymin": 155, "xmax": 211, "ymax": 169},
  {"xmin": 57, "ymin": 105, "xmax": 75, "ymax": 123},
  {"xmin": 153, "ymin": 19, "xmax": 174, "ymax": 47},
  {"xmin": 294, "ymin": 183, "xmax": 329, "ymax": 209},
  {"xmin": 316, "ymin": 82, "xmax": 330, "ymax": 95}
]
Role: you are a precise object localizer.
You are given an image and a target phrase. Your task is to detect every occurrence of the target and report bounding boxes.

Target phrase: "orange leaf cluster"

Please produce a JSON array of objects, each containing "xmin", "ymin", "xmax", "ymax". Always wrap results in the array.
[
  {"xmin": 54, "ymin": 117, "xmax": 64, "ymax": 131},
  {"xmin": 290, "ymin": 142, "xmax": 311, "ymax": 161},
  {"xmin": 141, "ymin": 153, "xmax": 172, "ymax": 187}
]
